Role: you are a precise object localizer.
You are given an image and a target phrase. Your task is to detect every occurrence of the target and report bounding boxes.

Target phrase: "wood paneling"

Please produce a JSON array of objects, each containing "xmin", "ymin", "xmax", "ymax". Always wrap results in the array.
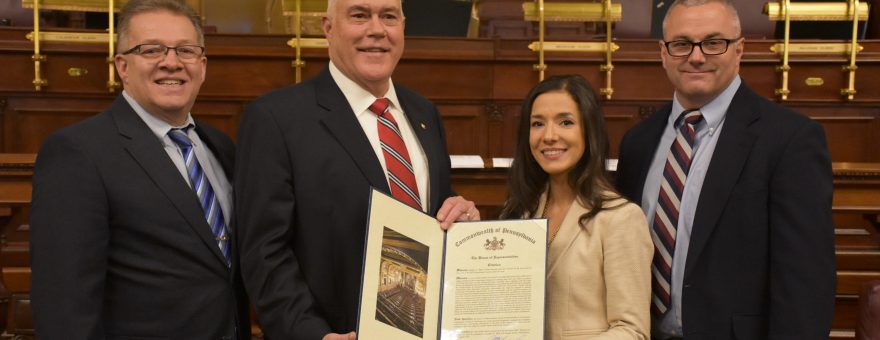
[
  {"xmin": 1, "ymin": 30, "xmax": 878, "ymax": 163},
  {"xmin": 2, "ymin": 27, "xmax": 880, "ymax": 338},
  {"xmin": 838, "ymin": 271, "xmax": 880, "ymax": 296},
  {"xmin": 2, "ymin": 97, "xmax": 109, "ymax": 153},
  {"xmin": 834, "ymin": 295, "xmax": 860, "ymax": 331},
  {"xmin": 1, "ymin": 96, "xmax": 244, "ymax": 153},
  {"xmin": 837, "ymin": 250, "xmax": 880, "ymax": 271},
  {"xmin": 436, "ymin": 102, "xmax": 488, "ymax": 156}
]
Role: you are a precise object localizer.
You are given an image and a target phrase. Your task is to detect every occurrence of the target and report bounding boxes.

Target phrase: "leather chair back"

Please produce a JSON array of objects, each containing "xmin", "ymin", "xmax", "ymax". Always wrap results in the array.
[{"xmin": 856, "ymin": 280, "xmax": 880, "ymax": 340}]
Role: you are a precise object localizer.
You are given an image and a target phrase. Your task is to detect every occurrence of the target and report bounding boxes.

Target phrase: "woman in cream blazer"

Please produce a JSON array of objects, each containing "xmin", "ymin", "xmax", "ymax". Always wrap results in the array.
[
  {"xmin": 500, "ymin": 75, "xmax": 652, "ymax": 339},
  {"xmin": 538, "ymin": 193, "xmax": 651, "ymax": 339}
]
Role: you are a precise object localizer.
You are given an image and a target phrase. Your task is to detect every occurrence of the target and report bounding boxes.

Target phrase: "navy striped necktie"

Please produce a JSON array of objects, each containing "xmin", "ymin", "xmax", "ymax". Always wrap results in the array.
[
  {"xmin": 651, "ymin": 109, "xmax": 703, "ymax": 317},
  {"xmin": 168, "ymin": 125, "xmax": 231, "ymax": 266}
]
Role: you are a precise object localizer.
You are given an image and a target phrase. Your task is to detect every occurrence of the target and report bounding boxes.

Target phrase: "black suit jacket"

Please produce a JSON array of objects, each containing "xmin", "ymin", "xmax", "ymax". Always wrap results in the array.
[
  {"xmin": 616, "ymin": 83, "xmax": 836, "ymax": 339},
  {"xmin": 30, "ymin": 96, "xmax": 250, "ymax": 340},
  {"xmin": 235, "ymin": 67, "xmax": 455, "ymax": 339}
]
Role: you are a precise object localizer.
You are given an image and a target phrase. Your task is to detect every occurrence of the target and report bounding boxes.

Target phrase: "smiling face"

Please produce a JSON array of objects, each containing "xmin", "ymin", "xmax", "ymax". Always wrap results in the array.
[
  {"xmin": 115, "ymin": 10, "xmax": 206, "ymax": 125},
  {"xmin": 529, "ymin": 90, "xmax": 586, "ymax": 181},
  {"xmin": 323, "ymin": 0, "xmax": 404, "ymax": 97},
  {"xmin": 660, "ymin": 2, "xmax": 743, "ymax": 109}
]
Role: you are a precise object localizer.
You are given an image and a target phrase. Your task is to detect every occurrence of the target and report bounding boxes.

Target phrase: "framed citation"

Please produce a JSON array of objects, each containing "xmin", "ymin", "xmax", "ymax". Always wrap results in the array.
[{"xmin": 358, "ymin": 189, "xmax": 547, "ymax": 340}]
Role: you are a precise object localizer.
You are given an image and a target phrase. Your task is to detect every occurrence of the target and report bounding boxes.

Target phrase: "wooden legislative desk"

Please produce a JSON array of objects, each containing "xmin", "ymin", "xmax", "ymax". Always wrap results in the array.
[{"xmin": 0, "ymin": 29, "xmax": 879, "ymax": 338}]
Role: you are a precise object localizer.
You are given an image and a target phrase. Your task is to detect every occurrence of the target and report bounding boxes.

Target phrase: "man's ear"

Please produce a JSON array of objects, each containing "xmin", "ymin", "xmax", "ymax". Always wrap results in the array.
[
  {"xmin": 322, "ymin": 16, "xmax": 332, "ymax": 37},
  {"xmin": 114, "ymin": 55, "xmax": 129, "ymax": 84},
  {"xmin": 736, "ymin": 38, "xmax": 745, "ymax": 58},
  {"xmin": 658, "ymin": 40, "xmax": 668, "ymax": 68},
  {"xmin": 198, "ymin": 56, "xmax": 207, "ymax": 83}
]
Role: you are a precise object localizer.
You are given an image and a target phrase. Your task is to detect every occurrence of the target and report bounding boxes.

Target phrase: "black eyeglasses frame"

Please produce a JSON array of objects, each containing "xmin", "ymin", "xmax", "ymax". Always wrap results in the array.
[
  {"xmin": 662, "ymin": 37, "xmax": 742, "ymax": 57},
  {"xmin": 120, "ymin": 44, "xmax": 205, "ymax": 60}
]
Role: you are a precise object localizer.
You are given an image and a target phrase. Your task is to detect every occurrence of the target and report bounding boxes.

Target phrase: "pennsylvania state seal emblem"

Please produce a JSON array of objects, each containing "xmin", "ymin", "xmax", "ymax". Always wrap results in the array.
[{"xmin": 483, "ymin": 236, "xmax": 505, "ymax": 250}]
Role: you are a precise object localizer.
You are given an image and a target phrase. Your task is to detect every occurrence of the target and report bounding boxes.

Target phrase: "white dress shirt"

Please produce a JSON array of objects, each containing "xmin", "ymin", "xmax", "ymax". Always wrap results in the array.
[{"xmin": 328, "ymin": 61, "xmax": 430, "ymax": 212}]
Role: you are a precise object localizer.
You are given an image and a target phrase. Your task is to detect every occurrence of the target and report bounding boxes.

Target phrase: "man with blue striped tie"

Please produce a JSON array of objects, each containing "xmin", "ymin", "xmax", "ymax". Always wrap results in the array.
[{"xmin": 29, "ymin": 1, "xmax": 250, "ymax": 339}]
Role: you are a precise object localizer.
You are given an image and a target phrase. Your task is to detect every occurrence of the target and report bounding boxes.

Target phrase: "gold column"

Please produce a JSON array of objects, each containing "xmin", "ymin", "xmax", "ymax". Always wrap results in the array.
[
  {"xmin": 32, "ymin": 0, "xmax": 48, "ymax": 91},
  {"xmin": 598, "ymin": 0, "xmax": 614, "ymax": 99},
  {"xmin": 775, "ymin": 0, "xmax": 792, "ymax": 100},
  {"xmin": 841, "ymin": 0, "xmax": 860, "ymax": 100},
  {"xmin": 765, "ymin": 1, "xmax": 869, "ymax": 101},
  {"xmin": 523, "ymin": 2, "xmax": 622, "ymax": 89},
  {"xmin": 293, "ymin": 0, "xmax": 305, "ymax": 83},
  {"xmin": 107, "ymin": 0, "xmax": 120, "ymax": 92},
  {"xmin": 535, "ymin": 0, "xmax": 546, "ymax": 81}
]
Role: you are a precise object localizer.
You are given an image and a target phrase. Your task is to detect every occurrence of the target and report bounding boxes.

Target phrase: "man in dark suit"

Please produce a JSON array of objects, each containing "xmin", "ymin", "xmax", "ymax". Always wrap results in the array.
[
  {"xmin": 29, "ymin": 0, "xmax": 249, "ymax": 339},
  {"xmin": 235, "ymin": 0, "xmax": 479, "ymax": 339},
  {"xmin": 616, "ymin": 0, "xmax": 836, "ymax": 339}
]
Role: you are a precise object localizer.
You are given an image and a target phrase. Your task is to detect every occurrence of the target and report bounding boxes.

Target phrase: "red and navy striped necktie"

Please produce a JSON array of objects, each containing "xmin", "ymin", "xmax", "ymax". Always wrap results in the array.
[{"xmin": 651, "ymin": 109, "xmax": 703, "ymax": 317}]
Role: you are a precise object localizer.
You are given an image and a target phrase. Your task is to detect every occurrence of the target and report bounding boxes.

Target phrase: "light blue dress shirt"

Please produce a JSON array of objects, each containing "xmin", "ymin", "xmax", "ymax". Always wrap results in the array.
[
  {"xmin": 641, "ymin": 76, "xmax": 741, "ymax": 338},
  {"xmin": 122, "ymin": 91, "xmax": 234, "ymax": 227}
]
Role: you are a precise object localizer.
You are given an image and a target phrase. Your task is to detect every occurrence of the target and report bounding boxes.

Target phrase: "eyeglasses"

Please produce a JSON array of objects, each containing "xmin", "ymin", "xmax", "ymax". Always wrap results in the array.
[
  {"xmin": 663, "ymin": 38, "xmax": 741, "ymax": 57},
  {"xmin": 121, "ymin": 44, "xmax": 205, "ymax": 61}
]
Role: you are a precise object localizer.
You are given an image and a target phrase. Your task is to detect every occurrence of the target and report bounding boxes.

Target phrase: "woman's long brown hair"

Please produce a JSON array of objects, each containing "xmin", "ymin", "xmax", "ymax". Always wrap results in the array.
[{"xmin": 499, "ymin": 75, "xmax": 623, "ymax": 227}]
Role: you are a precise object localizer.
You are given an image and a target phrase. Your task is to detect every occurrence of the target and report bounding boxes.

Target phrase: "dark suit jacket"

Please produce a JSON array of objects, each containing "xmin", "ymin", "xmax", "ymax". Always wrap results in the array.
[
  {"xmin": 616, "ymin": 83, "xmax": 836, "ymax": 339},
  {"xmin": 30, "ymin": 96, "xmax": 250, "ymax": 340},
  {"xmin": 235, "ymin": 67, "xmax": 455, "ymax": 340}
]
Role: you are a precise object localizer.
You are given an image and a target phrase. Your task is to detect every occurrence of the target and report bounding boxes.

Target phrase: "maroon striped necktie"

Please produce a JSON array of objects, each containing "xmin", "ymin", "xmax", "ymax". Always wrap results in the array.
[
  {"xmin": 651, "ymin": 109, "xmax": 703, "ymax": 318},
  {"xmin": 368, "ymin": 98, "xmax": 422, "ymax": 210}
]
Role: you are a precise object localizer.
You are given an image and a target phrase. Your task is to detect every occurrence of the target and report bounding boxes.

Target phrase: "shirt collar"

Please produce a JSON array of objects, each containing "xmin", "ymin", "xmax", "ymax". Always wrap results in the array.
[
  {"xmin": 670, "ymin": 75, "xmax": 741, "ymax": 131},
  {"xmin": 328, "ymin": 61, "xmax": 402, "ymax": 117},
  {"xmin": 122, "ymin": 90, "xmax": 195, "ymax": 143}
]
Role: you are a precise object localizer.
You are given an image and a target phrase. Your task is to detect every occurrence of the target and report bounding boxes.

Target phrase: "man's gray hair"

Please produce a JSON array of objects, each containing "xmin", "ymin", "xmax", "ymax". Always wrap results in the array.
[
  {"xmin": 325, "ymin": 0, "xmax": 404, "ymax": 19},
  {"xmin": 662, "ymin": 0, "xmax": 742, "ymax": 38},
  {"xmin": 117, "ymin": 0, "xmax": 204, "ymax": 52}
]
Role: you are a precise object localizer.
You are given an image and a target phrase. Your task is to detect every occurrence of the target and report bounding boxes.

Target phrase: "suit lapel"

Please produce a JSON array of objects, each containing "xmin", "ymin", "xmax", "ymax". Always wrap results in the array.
[
  {"xmin": 629, "ymin": 105, "xmax": 671, "ymax": 204},
  {"xmin": 684, "ymin": 85, "xmax": 760, "ymax": 276},
  {"xmin": 194, "ymin": 122, "xmax": 233, "ymax": 178},
  {"xmin": 110, "ymin": 97, "xmax": 230, "ymax": 268},
  {"xmin": 544, "ymin": 194, "xmax": 585, "ymax": 278},
  {"xmin": 314, "ymin": 68, "xmax": 390, "ymax": 193},
  {"xmin": 397, "ymin": 91, "xmax": 441, "ymax": 212}
]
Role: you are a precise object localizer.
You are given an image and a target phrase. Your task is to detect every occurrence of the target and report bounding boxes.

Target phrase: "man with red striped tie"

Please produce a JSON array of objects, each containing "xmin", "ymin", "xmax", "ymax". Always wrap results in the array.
[
  {"xmin": 235, "ymin": 0, "xmax": 479, "ymax": 339},
  {"xmin": 616, "ymin": 1, "xmax": 835, "ymax": 339}
]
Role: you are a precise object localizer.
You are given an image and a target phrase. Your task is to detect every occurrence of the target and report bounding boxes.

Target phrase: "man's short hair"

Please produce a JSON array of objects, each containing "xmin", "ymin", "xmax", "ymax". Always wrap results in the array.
[
  {"xmin": 325, "ymin": 0, "xmax": 405, "ymax": 19},
  {"xmin": 117, "ymin": 0, "xmax": 203, "ymax": 52},
  {"xmin": 662, "ymin": 0, "xmax": 742, "ymax": 38}
]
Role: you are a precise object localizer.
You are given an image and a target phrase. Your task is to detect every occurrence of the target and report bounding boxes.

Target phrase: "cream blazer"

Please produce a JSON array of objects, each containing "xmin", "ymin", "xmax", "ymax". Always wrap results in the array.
[{"xmin": 537, "ymin": 191, "xmax": 652, "ymax": 340}]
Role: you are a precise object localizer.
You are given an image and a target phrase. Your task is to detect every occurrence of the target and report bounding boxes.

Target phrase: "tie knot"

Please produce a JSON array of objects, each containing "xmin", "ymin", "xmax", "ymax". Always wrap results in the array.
[
  {"xmin": 679, "ymin": 109, "xmax": 704, "ymax": 127},
  {"xmin": 368, "ymin": 98, "xmax": 391, "ymax": 117},
  {"xmin": 168, "ymin": 125, "xmax": 194, "ymax": 148}
]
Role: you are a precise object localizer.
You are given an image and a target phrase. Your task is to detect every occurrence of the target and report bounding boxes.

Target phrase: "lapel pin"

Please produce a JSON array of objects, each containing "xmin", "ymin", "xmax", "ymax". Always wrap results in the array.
[{"xmin": 420, "ymin": 123, "xmax": 427, "ymax": 130}]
